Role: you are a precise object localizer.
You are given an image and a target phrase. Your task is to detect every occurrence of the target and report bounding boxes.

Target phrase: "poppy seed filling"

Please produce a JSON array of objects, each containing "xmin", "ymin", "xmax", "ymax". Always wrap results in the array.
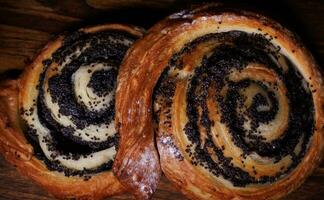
[
  {"xmin": 21, "ymin": 29, "xmax": 136, "ymax": 177},
  {"xmin": 154, "ymin": 31, "xmax": 315, "ymax": 187}
]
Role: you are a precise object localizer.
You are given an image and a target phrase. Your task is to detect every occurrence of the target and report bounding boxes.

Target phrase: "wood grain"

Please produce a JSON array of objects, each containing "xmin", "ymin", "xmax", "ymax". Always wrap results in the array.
[{"xmin": 0, "ymin": 0, "xmax": 323, "ymax": 199}]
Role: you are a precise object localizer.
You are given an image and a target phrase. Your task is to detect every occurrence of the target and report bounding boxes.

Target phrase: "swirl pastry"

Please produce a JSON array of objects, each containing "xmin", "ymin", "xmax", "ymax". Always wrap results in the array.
[
  {"xmin": 116, "ymin": 5, "xmax": 324, "ymax": 200},
  {"xmin": 0, "ymin": 24, "xmax": 144, "ymax": 199}
]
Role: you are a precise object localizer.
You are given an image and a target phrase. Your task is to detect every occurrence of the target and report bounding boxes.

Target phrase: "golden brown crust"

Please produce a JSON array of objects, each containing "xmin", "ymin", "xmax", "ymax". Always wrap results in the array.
[
  {"xmin": 0, "ymin": 24, "xmax": 144, "ymax": 200},
  {"xmin": 116, "ymin": 5, "xmax": 324, "ymax": 200}
]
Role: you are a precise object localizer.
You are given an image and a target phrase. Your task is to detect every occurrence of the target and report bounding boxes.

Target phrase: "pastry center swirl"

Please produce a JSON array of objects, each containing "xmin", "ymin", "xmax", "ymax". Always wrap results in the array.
[
  {"xmin": 154, "ymin": 31, "xmax": 315, "ymax": 186},
  {"xmin": 21, "ymin": 30, "xmax": 136, "ymax": 176}
]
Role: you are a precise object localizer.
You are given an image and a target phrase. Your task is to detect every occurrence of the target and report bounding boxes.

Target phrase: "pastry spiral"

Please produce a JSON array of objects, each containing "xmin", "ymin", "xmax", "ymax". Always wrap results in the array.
[
  {"xmin": 115, "ymin": 5, "xmax": 324, "ymax": 200},
  {"xmin": 0, "ymin": 24, "xmax": 144, "ymax": 199}
]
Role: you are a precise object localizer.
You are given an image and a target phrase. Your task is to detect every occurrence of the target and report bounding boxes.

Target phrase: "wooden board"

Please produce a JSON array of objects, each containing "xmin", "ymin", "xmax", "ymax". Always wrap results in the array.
[{"xmin": 0, "ymin": 0, "xmax": 323, "ymax": 199}]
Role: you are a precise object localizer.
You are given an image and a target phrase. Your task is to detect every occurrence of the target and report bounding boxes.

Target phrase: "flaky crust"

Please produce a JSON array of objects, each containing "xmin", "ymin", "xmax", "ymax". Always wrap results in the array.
[
  {"xmin": 115, "ymin": 5, "xmax": 324, "ymax": 200},
  {"xmin": 0, "ymin": 24, "xmax": 144, "ymax": 200}
]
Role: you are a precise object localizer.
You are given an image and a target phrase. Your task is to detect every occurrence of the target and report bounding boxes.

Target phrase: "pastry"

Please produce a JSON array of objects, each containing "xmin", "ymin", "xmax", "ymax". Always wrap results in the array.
[
  {"xmin": 0, "ymin": 24, "xmax": 144, "ymax": 199},
  {"xmin": 115, "ymin": 5, "xmax": 324, "ymax": 200}
]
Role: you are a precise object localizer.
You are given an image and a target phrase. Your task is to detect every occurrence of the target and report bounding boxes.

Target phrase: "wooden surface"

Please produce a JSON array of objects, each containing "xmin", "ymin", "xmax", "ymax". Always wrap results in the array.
[{"xmin": 0, "ymin": 0, "xmax": 323, "ymax": 199}]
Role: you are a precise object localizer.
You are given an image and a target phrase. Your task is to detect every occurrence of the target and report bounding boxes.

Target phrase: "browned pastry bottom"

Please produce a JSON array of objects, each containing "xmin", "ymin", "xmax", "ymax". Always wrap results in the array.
[
  {"xmin": 115, "ymin": 4, "xmax": 324, "ymax": 200},
  {"xmin": 0, "ymin": 24, "xmax": 144, "ymax": 200}
]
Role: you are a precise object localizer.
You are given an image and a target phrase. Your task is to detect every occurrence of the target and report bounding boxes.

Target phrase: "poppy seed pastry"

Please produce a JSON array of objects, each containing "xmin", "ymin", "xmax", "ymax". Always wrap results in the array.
[
  {"xmin": 115, "ymin": 4, "xmax": 324, "ymax": 200},
  {"xmin": 0, "ymin": 24, "xmax": 144, "ymax": 199}
]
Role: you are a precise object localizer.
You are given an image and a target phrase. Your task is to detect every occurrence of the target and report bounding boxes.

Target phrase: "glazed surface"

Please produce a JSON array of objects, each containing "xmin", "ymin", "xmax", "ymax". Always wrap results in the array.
[{"xmin": 115, "ymin": 5, "xmax": 324, "ymax": 200}]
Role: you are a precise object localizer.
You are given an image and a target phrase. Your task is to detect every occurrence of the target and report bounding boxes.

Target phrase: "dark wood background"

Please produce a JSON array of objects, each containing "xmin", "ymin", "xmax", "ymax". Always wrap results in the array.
[{"xmin": 0, "ymin": 0, "xmax": 323, "ymax": 199}]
